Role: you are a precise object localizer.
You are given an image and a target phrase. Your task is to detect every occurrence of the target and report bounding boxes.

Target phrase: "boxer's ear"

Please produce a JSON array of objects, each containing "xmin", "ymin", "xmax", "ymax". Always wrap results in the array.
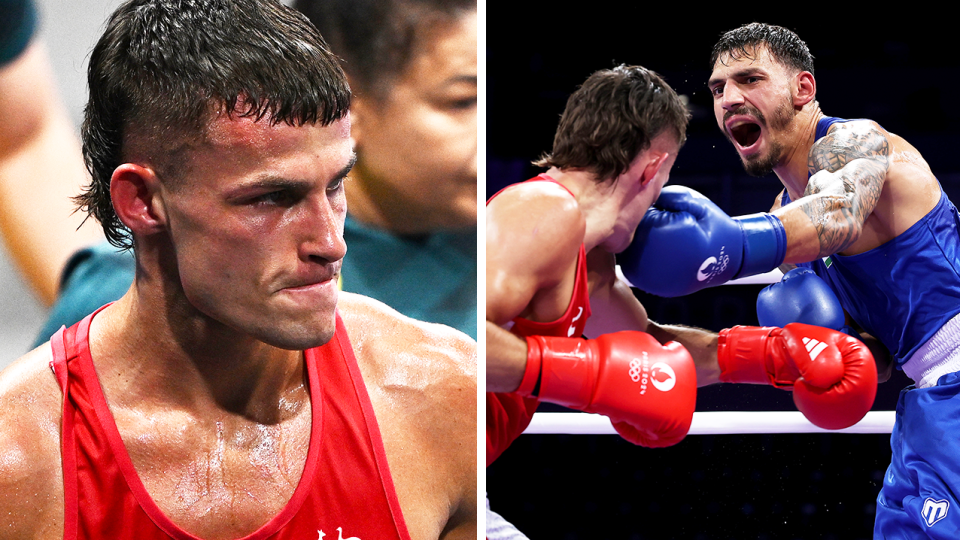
[
  {"xmin": 793, "ymin": 71, "xmax": 816, "ymax": 108},
  {"xmin": 110, "ymin": 163, "xmax": 168, "ymax": 236},
  {"xmin": 639, "ymin": 152, "xmax": 669, "ymax": 186}
]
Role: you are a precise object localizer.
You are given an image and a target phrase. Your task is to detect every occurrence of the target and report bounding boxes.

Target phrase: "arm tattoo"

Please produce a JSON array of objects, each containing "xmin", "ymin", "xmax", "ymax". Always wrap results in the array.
[{"xmin": 801, "ymin": 123, "xmax": 889, "ymax": 257}]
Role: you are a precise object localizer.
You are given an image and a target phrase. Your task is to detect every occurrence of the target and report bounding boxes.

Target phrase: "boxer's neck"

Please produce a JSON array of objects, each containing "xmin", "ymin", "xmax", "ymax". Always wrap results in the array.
[
  {"xmin": 544, "ymin": 167, "xmax": 625, "ymax": 251},
  {"xmin": 774, "ymin": 106, "xmax": 824, "ymax": 201},
  {"xmin": 87, "ymin": 274, "xmax": 309, "ymax": 425}
]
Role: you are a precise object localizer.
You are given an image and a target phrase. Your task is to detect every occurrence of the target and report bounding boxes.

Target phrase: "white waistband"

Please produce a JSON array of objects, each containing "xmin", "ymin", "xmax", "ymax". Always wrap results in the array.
[{"xmin": 902, "ymin": 312, "xmax": 960, "ymax": 388}]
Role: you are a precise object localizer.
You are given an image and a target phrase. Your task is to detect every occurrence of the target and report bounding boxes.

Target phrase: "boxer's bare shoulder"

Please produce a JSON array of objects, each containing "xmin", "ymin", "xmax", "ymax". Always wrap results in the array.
[
  {"xmin": 487, "ymin": 181, "xmax": 585, "ymax": 313},
  {"xmin": 338, "ymin": 292, "xmax": 477, "ymax": 540},
  {"xmin": 487, "ymin": 180, "xmax": 584, "ymax": 244},
  {"xmin": 0, "ymin": 344, "xmax": 64, "ymax": 539},
  {"xmin": 337, "ymin": 292, "xmax": 476, "ymax": 408}
]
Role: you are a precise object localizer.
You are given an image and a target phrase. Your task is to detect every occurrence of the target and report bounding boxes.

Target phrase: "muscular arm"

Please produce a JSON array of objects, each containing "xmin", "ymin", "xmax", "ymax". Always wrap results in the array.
[
  {"xmin": 485, "ymin": 183, "xmax": 583, "ymax": 392},
  {"xmin": 0, "ymin": 347, "xmax": 65, "ymax": 540},
  {"xmin": 340, "ymin": 294, "xmax": 477, "ymax": 540},
  {"xmin": 774, "ymin": 121, "xmax": 889, "ymax": 262},
  {"xmin": 646, "ymin": 322, "xmax": 721, "ymax": 387},
  {"xmin": 485, "ymin": 321, "xmax": 528, "ymax": 393},
  {"xmin": 770, "ymin": 171, "xmax": 893, "ymax": 382}
]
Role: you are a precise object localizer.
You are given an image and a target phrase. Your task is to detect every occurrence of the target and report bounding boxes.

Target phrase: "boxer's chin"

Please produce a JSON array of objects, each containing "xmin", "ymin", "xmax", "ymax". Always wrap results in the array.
[{"xmin": 741, "ymin": 146, "xmax": 782, "ymax": 178}]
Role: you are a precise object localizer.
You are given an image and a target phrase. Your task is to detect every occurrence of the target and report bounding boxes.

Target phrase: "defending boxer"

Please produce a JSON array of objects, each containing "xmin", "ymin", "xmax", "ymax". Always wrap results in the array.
[
  {"xmin": 0, "ymin": 1, "xmax": 475, "ymax": 538},
  {"xmin": 624, "ymin": 22, "xmax": 960, "ymax": 537},
  {"xmin": 486, "ymin": 65, "xmax": 877, "ymax": 470}
]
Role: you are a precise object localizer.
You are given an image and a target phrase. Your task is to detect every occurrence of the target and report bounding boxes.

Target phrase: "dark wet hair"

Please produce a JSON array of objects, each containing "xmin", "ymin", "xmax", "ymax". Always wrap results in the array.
[
  {"xmin": 78, "ymin": 0, "xmax": 351, "ymax": 249},
  {"xmin": 711, "ymin": 22, "xmax": 815, "ymax": 75},
  {"xmin": 534, "ymin": 64, "xmax": 689, "ymax": 182}
]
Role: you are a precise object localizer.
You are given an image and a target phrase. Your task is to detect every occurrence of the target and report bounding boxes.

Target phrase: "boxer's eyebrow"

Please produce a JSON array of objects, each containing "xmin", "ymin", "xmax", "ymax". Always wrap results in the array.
[
  {"xmin": 334, "ymin": 153, "xmax": 358, "ymax": 182},
  {"xmin": 709, "ymin": 67, "xmax": 765, "ymax": 89},
  {"xmin": 225, "ymin": 153, "xmax": 357, "ymax": 201}
]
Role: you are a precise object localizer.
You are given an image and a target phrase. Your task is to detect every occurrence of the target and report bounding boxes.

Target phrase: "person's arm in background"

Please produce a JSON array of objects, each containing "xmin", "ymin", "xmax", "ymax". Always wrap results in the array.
[{"xmin": 0, "ymin": 11, "xmax": 103, "ymax": 305}]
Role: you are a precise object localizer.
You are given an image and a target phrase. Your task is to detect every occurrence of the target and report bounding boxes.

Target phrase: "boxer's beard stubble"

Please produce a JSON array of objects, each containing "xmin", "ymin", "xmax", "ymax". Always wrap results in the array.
[{"xmin": 726, "ymin": 99, "xmax": 794, "ymax": 178}]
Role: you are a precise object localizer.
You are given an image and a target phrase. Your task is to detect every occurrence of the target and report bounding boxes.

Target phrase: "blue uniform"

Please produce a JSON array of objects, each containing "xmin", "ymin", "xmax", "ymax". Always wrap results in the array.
[
  {"xmin": 789, "ymin": 116, "xmax": 960, "ymax": 367},
  {"xmin": 784, "ymin": 116, "xmax": 960, "ymax": 538}
]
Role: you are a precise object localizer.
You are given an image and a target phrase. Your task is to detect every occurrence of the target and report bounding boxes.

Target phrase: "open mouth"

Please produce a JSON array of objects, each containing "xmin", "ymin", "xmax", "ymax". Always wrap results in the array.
[{"xmin": 730, "ymin": 122, "xmax": 762, "ymax": 149}]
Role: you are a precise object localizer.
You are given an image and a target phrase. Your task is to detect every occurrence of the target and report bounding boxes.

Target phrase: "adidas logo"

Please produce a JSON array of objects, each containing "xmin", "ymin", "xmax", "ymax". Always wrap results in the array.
[{"xmin": 802, "ymin": 337, "xmax": 828, "ymax": 361}]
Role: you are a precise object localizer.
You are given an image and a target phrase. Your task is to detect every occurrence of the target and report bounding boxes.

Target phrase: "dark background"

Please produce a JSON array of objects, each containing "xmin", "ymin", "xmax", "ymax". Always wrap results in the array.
[{"xmin": 485, "ymin": 5, "xmax": 957, "ymax": 539}]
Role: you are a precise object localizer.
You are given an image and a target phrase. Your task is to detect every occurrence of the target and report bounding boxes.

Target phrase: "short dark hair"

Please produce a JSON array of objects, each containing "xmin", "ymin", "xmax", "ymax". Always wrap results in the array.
[
  {"xmin": 77, "ymin": 0, "xmax": 351, "ymax": 250},
  {"xmin": 711, "ymin": 22, "xmax": 815, "ymax": 75},
  {"xmin": 293, "ymin": 0, "xmax": 475, "ymax": 100},
  {"xmin": 534, "ymin": 65, "xmax": 689, "ymax": 182}
]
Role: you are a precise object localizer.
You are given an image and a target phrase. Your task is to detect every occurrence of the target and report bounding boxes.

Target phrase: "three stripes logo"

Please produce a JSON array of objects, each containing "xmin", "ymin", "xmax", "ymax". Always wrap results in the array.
[{"xmin": 801, "ymin": 336, "xmax": 829, "ymax": 361}]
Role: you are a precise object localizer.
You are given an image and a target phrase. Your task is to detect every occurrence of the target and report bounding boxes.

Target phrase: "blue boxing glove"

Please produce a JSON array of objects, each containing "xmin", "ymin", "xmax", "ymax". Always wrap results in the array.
[
  {"xmin": 619, "ymin": 186, "xmax": 786, "ymax": 297},
  {"xmin": 757, "ymin": 267, "xmax": 858, "ymax": 337}
]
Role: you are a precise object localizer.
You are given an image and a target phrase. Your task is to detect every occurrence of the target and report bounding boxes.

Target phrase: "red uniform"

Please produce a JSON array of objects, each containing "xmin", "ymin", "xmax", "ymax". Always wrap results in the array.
[
  {"xmin": 486, "ymin": 175, "xmax": 592, "ymax": 465},
  {"xmin": 51, "ymin": 307, "xmax": 412, "ymax": 540}
]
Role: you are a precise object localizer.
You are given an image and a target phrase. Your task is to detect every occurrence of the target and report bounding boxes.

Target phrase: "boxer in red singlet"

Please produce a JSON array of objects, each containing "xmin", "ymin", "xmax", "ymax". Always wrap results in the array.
[
  {"xmin": 0, "ymin": 2, "xmax": 475, "ymax": 539},
  {"xmin": 486, "ymin": 66, "xmax": 700, "ymax": 463}
]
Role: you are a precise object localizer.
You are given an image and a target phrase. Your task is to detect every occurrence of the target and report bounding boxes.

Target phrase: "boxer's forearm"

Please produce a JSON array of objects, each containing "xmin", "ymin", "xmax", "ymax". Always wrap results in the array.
[
  {"xmin": 775, "ymin": 163, "xmax": 885, "ymax": 263},
  {"xmin": 776, "ymin": 123, "xmax": 889, "ymax": 262},
  {"xmin": 0, "ymin": 43, "xmax": 104, "ymax": 304},
  {"xmin": 486, "ymin": 320, "xmax": 529, "ymax": 393},
  {"xmin": 646, "ymin": 321, "xmax": 721, "ymax": 387}
]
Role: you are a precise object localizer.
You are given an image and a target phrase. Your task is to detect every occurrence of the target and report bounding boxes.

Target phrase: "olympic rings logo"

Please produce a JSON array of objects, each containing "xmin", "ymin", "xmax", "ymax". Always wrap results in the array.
[{"xmin": 629, "ymin": 358, "xmax": 643, "ymax": 382}]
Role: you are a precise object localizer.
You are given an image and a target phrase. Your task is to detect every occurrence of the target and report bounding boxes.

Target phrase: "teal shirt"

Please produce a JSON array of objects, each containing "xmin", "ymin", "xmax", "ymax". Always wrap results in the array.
[
  {"xmin": 341, "ymin": 215, "xmax": 477, "ymax": 339},
  {"xmin": 1, "ymin": 0, "xmax": 36, "ymax": 66},
  {"xmin": 33, "ymin": 242, "xmax": 135, "ymax": 347}
]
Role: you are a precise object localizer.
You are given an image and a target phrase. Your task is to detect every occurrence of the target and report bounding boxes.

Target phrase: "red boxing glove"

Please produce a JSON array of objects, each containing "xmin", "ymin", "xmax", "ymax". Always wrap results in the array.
[
  {"xmin": 521, "ymin": 331, "xmax": 697, "ymax": 447},
  {"xmin": 717, "ymin": 323, "xmax": 877, "ymax": 430}
]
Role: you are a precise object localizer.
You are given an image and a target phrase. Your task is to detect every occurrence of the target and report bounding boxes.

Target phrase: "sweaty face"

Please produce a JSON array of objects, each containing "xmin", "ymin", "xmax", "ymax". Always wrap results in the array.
[
  {"xmin": 708, "ymin": 47, "xmax": 797, "ymax": 177},
  {"xmin": 157, "ymin": 113, "xmax": 354, "ymax": 350},
  {"xmin": 351, "ymin": 10, "xmax": 478, "ymax": 233}
]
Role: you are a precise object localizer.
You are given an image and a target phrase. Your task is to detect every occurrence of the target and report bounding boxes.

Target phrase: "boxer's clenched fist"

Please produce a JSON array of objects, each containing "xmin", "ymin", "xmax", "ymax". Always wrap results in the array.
[
  {"xmin": 718, "ymin": 323, "xmax": 877, "ymax": 430},
  {"xmin": 619, "ymin": 186, "xmax": 786, "ymax": 297},
  {"xmin": 520, "ymin": 331, "xmax": 697, "ymax": 447}
]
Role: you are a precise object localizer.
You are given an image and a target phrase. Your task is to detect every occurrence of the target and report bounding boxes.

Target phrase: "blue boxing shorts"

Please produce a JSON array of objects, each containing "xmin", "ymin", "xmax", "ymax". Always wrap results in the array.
[{"xmin": 875, "ymin": 371, "xmax": 960, "ymax": 539}]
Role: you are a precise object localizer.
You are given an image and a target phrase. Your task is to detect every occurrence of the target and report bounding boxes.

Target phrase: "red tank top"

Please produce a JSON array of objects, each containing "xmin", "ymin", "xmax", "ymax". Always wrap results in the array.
[
  {"xmin": 51, "ymin": 307, "xmax": 412, "ymax": 540},
  {"xmin": 486, "ymin": 175, "xmax": 592, "ymax": 465}
]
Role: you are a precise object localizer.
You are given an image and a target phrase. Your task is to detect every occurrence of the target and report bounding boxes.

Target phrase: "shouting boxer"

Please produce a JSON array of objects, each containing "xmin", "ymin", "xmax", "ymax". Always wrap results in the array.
[{"xmin": 625, "ymin": 22, "xmax": 960, "ymax": 537}]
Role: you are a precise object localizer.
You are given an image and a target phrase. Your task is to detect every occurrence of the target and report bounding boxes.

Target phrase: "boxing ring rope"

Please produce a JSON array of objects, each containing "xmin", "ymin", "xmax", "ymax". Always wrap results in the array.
[
  {"xmin": 523, "ymin": 410, "xmax": 896, "ymax": 435},
  {"xmin": 521, "ymin": 267, "xmax": 896, "ymax": 436}
]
